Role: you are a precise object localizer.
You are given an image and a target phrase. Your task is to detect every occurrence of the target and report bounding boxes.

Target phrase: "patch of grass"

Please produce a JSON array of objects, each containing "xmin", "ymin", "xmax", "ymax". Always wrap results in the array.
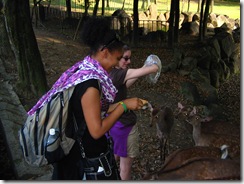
[{"xmin": 213, "ymin": 1, "xmax": 240, "ymax": 19}]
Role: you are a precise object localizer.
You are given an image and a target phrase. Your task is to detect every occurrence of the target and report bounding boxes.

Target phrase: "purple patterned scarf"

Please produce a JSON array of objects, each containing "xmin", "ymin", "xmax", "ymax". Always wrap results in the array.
[{"xmin": 28, "ymin": 55, "xmax": 117, "ymax": 115}]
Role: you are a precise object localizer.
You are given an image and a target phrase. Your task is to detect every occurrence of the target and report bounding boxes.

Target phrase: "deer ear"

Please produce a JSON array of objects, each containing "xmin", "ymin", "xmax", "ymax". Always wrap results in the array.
[
  {"xmin": 152, "ymin": 108, "xmax": 159, "ymax": 116},
  {"xmin": 189, "ymin": 107, "xmax": 197, "ymax": 116},
  {"xmin": 178, "ymin": 102, "xmax": 184, "ymax": 109},
  {"xmin": 204, "ymin": 116, "xmax": 213, "ymax": 122},
  {"xmin": 201, "ymin": 116, "xmax": 212, "ymax": 123}
]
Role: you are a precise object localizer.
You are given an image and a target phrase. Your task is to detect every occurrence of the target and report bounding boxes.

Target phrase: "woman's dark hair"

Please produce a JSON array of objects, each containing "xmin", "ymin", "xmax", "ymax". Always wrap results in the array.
[
  {"xmin": 81, "ymin": 16, "xmax": 124, "ymax": 54},
  {"xmin": 122, "ymin": 45, "xmax": 131, "ymax": 53}
]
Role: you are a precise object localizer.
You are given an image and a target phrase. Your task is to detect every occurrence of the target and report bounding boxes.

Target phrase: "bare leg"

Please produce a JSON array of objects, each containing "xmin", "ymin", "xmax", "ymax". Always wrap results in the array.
[
  {"xmin": 119, "ymin": 156, "xmax": 133, "ymax": 180},
  {"xmin": 114, "ymin": 154, "xmax": 119, "ymax": 162}
]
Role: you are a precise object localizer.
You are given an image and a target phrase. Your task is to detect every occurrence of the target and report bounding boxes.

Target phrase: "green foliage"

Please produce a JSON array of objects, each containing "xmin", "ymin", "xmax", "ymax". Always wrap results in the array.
[{"xmin": 31, "ymin": 0, "xmax": 240, "ymax": 19}]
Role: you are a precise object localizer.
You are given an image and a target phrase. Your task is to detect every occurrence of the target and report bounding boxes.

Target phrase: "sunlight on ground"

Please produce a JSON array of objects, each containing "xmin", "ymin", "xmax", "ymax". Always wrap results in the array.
[{"xmin": 36, "ymin": 37, "xmax": 63, "ymax": 44}]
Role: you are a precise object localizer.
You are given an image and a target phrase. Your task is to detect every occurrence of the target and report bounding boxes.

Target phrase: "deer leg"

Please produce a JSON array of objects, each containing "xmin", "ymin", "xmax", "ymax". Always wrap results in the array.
[
  {"xmin": 162, "ymin": 138, "xmax": 168, "ymax": 163},
  {"xmin": 167, "ymin": 137, "xmax": 170, "ymax": 155},
  {"xmin": 149, "ymin": 116, "xmax": 153, "ymax": 127},
  {"xmin": 159, "ymin": 139, "xmax": 163, "ymax": 162}
]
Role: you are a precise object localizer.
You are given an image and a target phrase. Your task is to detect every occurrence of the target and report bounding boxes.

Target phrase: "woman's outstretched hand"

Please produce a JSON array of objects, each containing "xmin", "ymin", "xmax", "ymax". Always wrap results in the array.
[{"xmin": 123, "ymin": 97, "xmax": 144, "ymax": 111}]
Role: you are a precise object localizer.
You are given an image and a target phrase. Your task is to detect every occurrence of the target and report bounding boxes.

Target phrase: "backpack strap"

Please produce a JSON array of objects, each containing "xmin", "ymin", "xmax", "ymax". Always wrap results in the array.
[
  {"xmin": 59, "ymin": 92, "xmax": 64, "ymax": 140},
  {"xmin": 73, "ymin": 116, "xmax": 86, "ymax": 158}
]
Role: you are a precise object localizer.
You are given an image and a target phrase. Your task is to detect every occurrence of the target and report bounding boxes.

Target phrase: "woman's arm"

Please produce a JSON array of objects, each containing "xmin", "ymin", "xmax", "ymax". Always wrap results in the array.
[
  {"xmin": 124, "ymin": 64, "xmax": 158, "ymax": 88},
  {"xmin": 107, "ymin": 102, "xmax": 119, "ymax": 113},
  {"xmin": 81, "ymin": 87, "xmax": 143, "ymax": 139}
]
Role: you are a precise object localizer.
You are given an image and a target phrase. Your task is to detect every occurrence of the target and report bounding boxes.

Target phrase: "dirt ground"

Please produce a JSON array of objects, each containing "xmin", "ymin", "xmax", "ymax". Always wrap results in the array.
[{"xmin": 1, "ymin": 21, "xmax": 241, "ymax": 180}]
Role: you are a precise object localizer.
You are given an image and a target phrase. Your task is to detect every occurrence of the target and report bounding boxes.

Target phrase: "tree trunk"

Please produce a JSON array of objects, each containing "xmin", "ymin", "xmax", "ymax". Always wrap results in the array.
[
  {"xmin": 203, "ymin": 0, "xmax": 211, "ymax": 37},
  {"xmin": 168, "ymin": 0, "xmax": 175, "ymax": 48},
  {"xmin": 2, "ymin": 0, "xmax": 48, "ymax": 97},
  {"xmin": 122, "ymin": 0, "xmax": 125, "ymax": 9},
  {"xmin": 84, "ymin": 0, "xmax": 89, "ymax": 16},
  {"xmin": 93, "ymin": 0, "xmax": 99, "ymax": 16},
  {"xmin": 31, "ymin": 0, "xmax": 39, "ymax": 28},
  {"xmin": 141, "ymin": 0, "xmax": 145, "ymax": 9},
  {"xmin": 0, "ymin": 6, "xmax": 14, "ymax": 66},
  {"xmin": 174, "ymin": 0, "xmax": 179, "ymax": 43},
  {"xmin": 187, "ymin": 0, "xmax": 190, "ymax": 12},
  {"xmin": 181, "ymin": 0, "xmax": 185, "ymax": 12},
  {"xmin": 106, "ymin": 0, "xmax": 109, "ymax": 8},
  {"xmin": 132, "ymin": 0, "xmax": 139, "ymax": 46},
  {"xmin": 102, "ymin": 0, "xmax": 105, "ymax": 15},
  {"xmin": 199, "ymin": 0, "xmax": 205, "ymax": 41},
  {"xmin": 197, "ymin": 0, "xmax": 201, "ymax": 13},
  {"xmin": 210, "ymin": 0, "xmax": 214, "ymax": 13},
  {"xmin": 66, "ymin": 0, "xmax": 72, "ymax": 18}
]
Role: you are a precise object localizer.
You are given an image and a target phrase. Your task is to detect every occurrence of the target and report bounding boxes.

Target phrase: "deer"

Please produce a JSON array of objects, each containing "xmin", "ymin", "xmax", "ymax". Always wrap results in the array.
[
  {"xmin": 175, "ymin": 102, "xmax": 196, "ymax": 133},
  {"xmin": 176, "ymin": 102, "xmax": 240, "ymax": 137},
  {"xmin": 186, "ymin": 107, "xmax": 240, "ymax": 159},
  {"xmin": 143, "ymin": 157, "xmax": 240, "ymax": 180},
  {"xmin": 149, "ymin": 105, "xmax": 174, "ymax": 163},
  {"xmin": 158, "ymin": 145, "xmax": 230, "ymax": 171},
  {"xmin": 143, "ymin": 145, "xmax": 240, "ymax": 180},
  {"xmin": 197, "ymin": 116, "xmax": 240, "ymax": 137}
]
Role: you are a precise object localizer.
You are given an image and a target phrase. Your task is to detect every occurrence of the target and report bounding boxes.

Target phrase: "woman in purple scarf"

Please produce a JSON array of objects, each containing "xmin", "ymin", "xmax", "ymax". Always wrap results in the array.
[{"xmin": 29, "ymin": 17, "xmax": 143, "ymax": 180}]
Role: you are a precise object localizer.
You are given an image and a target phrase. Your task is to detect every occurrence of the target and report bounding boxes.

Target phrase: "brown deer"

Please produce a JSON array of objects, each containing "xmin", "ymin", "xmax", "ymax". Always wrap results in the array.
[
  {"xmin": 143, "ymin": 146, "xmax": 240, "ymax": 180},
  {"xmin": 150, "ymin": 106, "xmax": 174, "ymax": 162},
  {"xmin": 176, "ymin": 102, "xmax": 240, "ymax": 136},
  {"xmin": 143, "ymin": 157, "xmax": 240, "ymax": 180},
  {"xmin": 186, "ymin": 107, "xmax": 240, "ymax": 159}
]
